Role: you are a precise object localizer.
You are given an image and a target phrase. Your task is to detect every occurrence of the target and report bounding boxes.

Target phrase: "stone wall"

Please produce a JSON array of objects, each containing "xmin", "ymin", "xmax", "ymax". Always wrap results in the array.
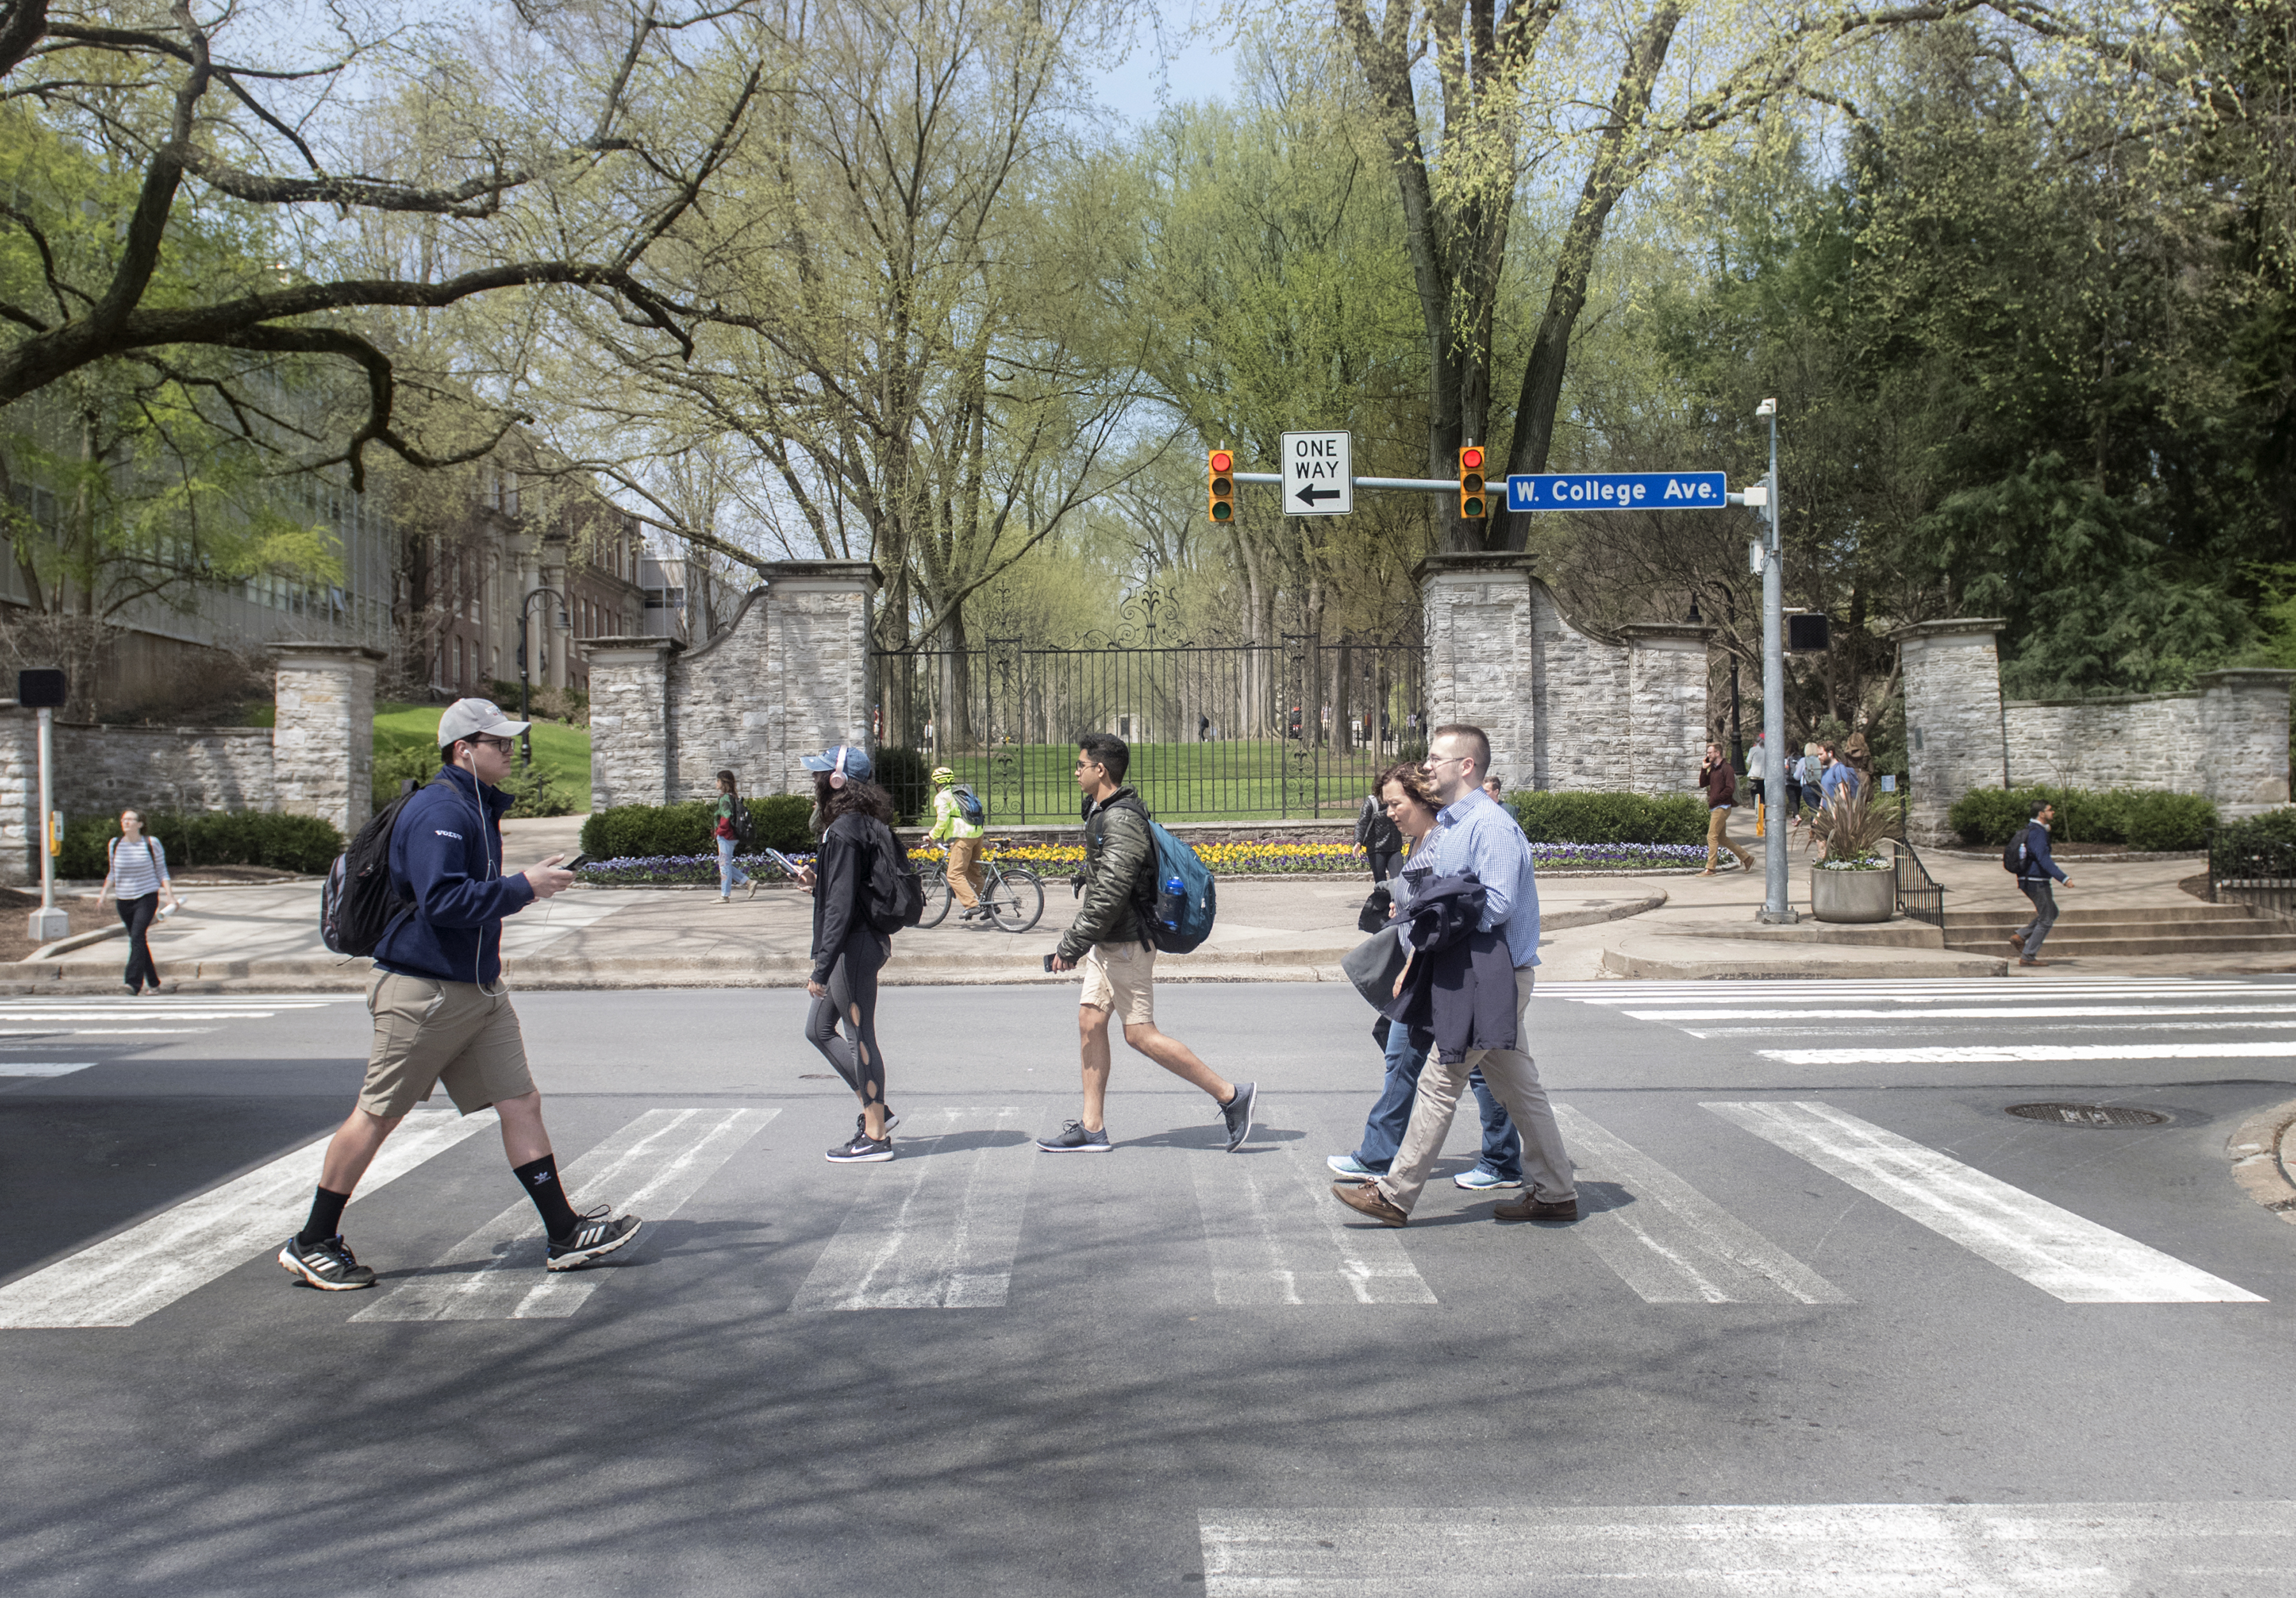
[
  {"xmin": 587, "ymin": 562, "xmax": 878, "ymax": 809},
  {"xmin": 272, "ymin": 645, "xmax": 382, "ymax": 836},
  {"xmin": 1419, "ymin": 552, "xmax": 1714, "ymax": 795},
  {"xmin": 1896, "ymin": 618, "xmax": 2294, "ymax": 839}
]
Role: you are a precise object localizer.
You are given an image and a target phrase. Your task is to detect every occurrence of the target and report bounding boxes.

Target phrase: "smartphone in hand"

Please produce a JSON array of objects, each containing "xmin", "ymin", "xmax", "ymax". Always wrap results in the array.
[{"xmin": 1042, "ymin": 953, "xmax": 1057, "ymax": 972}]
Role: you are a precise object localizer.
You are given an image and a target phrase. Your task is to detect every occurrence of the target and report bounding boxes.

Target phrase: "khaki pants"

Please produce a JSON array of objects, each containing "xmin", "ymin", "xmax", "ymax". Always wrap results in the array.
[
  {"xmin": 1706, "ymin": 804, "xmax": 1753, "ymax": 871},
  {"xmin": 1375, "ymin": 967, "xmax": 1575, "ymax": 1212},
  {"xmin": 946, "ymin": 834, "xmax": 986, "ymax": 909}
]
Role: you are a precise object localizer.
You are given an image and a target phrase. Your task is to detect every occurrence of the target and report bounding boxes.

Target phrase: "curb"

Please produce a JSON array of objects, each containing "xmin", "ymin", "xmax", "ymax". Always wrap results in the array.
[
  {"xmin": 26, "ymin": 924, "xmax": 126, "ymax": 960},
  {"xmin": 2227, "ymin": 1099, "xmax": 2296, "ymax": 1226}
]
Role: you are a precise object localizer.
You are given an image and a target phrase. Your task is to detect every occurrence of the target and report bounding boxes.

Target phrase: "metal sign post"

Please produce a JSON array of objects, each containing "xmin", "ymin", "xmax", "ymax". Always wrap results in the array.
[
  {"xmin": 1753, "ymin": 399, "xmax": 1795, "ymax": 923},
  {"xmin": 17, "ymin": 669, "xmax": 70, "ymax": 944}
]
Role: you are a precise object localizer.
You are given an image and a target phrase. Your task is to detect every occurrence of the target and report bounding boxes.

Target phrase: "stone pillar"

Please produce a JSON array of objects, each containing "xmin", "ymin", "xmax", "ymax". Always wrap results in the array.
[
  {"xmin": 761, "ymin": 561, "xmax": 878, "ymax": 793},
  {"xmin": 0, "ymin": 701, "xmax": 40, "ymax": 885},
  {"xmin": 1619, "ymin": 623, "xmax": 1717, "ymax": 796},
  {"xmin": 1417, "ymin": 552, "xmax": 1538, "ymax": 789},
  {"xmin": 272, "ymin": 643, "xmax": 383, "ymax": 837},
  {"xmin": 586, "ymin": 638, "xmax": 679, "ymax": 809},
  {"xmin": 2197, "ymin": 668, "xmax": 2295, "ymax": 816},
  {"xmin": 1891, "ymin": 618, "xmax": 2009, "ymax": 845}
]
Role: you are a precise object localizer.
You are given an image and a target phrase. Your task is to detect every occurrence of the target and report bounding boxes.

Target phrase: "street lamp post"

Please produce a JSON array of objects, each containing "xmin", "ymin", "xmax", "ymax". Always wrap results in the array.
[
  {"xmin": 1755, "ymin": 397, "xmax": 1795, "ymax": 923},
  {"xmin": 517, "ymin": 585, "xmax": 569, "ymax": 769}
]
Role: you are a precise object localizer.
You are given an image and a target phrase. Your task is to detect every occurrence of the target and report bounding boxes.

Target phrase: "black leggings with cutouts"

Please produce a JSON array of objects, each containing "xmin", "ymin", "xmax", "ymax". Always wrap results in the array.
[{"xmin": 805, "ymin": 926, "xmax": 890, "ymax": 1110}]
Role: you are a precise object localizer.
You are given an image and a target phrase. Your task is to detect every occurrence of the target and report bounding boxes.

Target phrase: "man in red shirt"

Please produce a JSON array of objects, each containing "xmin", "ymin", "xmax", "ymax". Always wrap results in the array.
[{"xmin": 1699, "ymin": 742, "xmax": 1754, "ymax": 876}]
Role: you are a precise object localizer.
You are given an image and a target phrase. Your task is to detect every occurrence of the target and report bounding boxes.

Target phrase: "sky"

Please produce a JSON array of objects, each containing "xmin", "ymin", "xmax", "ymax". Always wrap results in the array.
[{"xmin": 1087, "ymin": 7, "xmax": 1237, "ymax": 126}]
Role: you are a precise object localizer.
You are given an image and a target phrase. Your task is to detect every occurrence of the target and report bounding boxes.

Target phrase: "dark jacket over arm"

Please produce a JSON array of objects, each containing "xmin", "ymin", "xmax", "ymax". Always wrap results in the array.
[
  {"xmin": 1060, "ymin": 787, "xmax": 1151, "ymax": 960},
  {"xmin": 809, "ymin": 814, "xmax": 875, "ymax": 982},
  {"xmin": 1378, "ymin": 872, "xmax": 1517, "ymax": 1063}
]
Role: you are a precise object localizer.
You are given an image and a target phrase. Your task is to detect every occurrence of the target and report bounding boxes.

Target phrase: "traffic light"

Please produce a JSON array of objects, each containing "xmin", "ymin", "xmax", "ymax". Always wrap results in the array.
[
  {"xmin": 1208, "ymin": 449, "xmax": 1235, "ymax": 523},
  {"xmin": 1457, "ymin": 445, "xmax": 1487, "ymax": 519}
]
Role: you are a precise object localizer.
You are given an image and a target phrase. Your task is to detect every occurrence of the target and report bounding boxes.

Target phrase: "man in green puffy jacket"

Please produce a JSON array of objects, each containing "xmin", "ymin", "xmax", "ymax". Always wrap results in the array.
[{"xmin": 1038, "ymin": 732, "xmax": 1256, "ymax": 1154}]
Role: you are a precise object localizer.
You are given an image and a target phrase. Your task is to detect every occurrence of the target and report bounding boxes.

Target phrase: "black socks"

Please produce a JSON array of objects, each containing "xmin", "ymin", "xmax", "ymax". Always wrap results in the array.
[
  {"xmin": 298, "ymin": 1186, "xmax": 350, "ymax": 1247},
  {"xmin": 512, "ymin": 1155, "xmax": 579, "ymax": 1239}
]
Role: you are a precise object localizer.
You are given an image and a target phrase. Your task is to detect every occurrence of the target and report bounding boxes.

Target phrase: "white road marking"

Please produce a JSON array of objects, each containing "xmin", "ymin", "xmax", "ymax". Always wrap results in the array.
[
  {"xmin": 1191, "ymin": 1144, "xmax": 1436, "ymax": 1306},
  {"xmin": 352, "ymin": 1108, "xmax": 772, "ymax": 1323},
  {"xmin": 1197, "ymin": 1501, "xmax": 2296, "ymax": 1595},
  {"xmin": 0, "ymin": 1063, "xmax": 95, "ymax": 1076},
  {"xmin": 1703, "ymin": 1101, "xmax": 2265, "ymax": 1303},
  {"xmin": 1554, "ymin": 1106, "xmax": 1845, "ymax": 1306},
  {"xmin": 0, "ymin": 1029, "xmax": 216, "ymax": 1036},
  {"xmin": 790, "ymin": 1108, "xmax": 1038, "ymax": 1311},
  {"xmin": 1759, "ymin": 1041, "xmax": 2296, "ymax": 1065},
  {"xmin": 1627, "ymin": 1003, "xmax": 2296, "ymax": 1022},
  {"xmin": 0, "ymin": 1011, "xmax": 330, "ymax": 1022},
  {"xmin": 0, "ymin": 1107, "xmax": 496, "ymax": 1328}
]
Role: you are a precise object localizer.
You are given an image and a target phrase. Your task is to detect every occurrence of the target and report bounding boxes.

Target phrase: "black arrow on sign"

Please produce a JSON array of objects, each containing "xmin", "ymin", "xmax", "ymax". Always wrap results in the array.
[{"xmin": 1294, "ymin": 483, "xmax": 1343, "ymax": 507}]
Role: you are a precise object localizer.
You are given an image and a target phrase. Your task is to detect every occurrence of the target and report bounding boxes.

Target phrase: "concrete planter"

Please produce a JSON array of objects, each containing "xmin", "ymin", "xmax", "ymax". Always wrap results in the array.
[{"xmin": 1810, "ymin": 863, "xmax": 1895, "ymax": 923}]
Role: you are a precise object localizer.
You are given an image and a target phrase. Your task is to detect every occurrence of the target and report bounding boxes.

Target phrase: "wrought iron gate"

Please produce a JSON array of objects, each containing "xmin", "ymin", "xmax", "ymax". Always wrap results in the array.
[{"xmin": 872, "ymin": 638, "xmax": 1425, "ymax": 825}]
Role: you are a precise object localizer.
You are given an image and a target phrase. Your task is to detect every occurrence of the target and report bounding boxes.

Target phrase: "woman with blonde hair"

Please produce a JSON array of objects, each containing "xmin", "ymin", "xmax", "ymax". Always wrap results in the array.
[{"xmin": 96, "ymin": 809, "xmax": 179, "ymax": 995}]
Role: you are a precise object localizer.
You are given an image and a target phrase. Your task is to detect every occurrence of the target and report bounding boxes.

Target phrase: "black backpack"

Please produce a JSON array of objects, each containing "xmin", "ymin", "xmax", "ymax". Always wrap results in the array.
[
  {"xmin": 321, "ymin": 777, "xmax": 434, "ymax": 957},
  {"xmin": 2001, "ymin": 826, "xmax": 2029, "ymax": 876},
  {"xmin": 732, "ymin": 796, "xmax": 754, "ymax": 844},
  {"xmin": 860, "ymin": 818, "xmax": 925, "ymax": 933}
]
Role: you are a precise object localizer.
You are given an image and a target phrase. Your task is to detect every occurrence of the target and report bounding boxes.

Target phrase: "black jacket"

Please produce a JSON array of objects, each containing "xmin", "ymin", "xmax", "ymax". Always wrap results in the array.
[
  {"xmin": 808, "ymin": 812, "xmax": 885, "ymax": 981},
  {"xmin": 1379, "ymin": 871, "xmax": 1517, "ymax": 1064},
  {"xmin": 1355, "ymin": 794, "xmax": 1403, "ymax": 855}
]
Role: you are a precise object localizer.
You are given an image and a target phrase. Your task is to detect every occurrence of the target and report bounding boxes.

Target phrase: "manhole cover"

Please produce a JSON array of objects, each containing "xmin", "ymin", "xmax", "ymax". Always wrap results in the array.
[{"xmin": 2005, "ymin": 1101, "xmax": 2170, "ymax": 1127}]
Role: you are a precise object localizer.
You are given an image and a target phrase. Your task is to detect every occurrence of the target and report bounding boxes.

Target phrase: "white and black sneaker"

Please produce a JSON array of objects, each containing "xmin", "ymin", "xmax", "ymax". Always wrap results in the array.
[
  {"xmin": 828, "ymin": 1132, "xmax": 895, "ymax": 1163},
  {"xmin": 1035, "ymin": 1119, "xmax": 1112, "ymax": 1153},
  {"xmin": 545, "ymin": 1208, "xmax": 642, "ymax": 1272},
  {"xmin": 1219, "ymin": 1081, "xmax": 1258, "ymax": 1152},
  {"xmin": 278, "ymin": 1233, "xmax": 377, "ymax": 1291}
]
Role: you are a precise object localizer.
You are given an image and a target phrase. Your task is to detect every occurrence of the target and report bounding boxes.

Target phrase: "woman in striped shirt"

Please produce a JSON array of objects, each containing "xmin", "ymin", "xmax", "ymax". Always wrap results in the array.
[{"xmin": 97, "ymin": 810, "xmax": 179, "ymax": 995}]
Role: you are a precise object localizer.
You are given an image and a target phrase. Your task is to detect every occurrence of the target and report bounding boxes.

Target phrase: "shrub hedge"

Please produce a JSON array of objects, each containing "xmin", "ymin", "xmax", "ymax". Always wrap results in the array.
[
  {"xmin": 1946, "ymin": 785, "xmax": 2217, "ymax": 852},
  {"xmin": 63, "ymin": 810, "xmax": 343, "ymax": 878},
  {"xmin": 579, "ymin": 793, "xmax": 813, "ymax": 861},
  {"xmin": 1506, "ymin": 791, "xmax": 1707, "ymax": 846}
]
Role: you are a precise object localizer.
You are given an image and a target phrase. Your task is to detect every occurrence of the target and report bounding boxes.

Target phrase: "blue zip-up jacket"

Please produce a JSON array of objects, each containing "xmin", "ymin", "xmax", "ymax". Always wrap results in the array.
[
  {"xmin": 2019, "ymin": 819, "xmax": 2068, "ymax": 884},
  {"xmin": 374, "ymin": 763, "xmax": 534, "ymax": 985}
]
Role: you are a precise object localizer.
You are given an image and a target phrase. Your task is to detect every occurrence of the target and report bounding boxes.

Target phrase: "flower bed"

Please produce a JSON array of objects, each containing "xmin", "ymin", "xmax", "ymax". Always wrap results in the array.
[{"xmin": 575, "ymin": 837, "xmax": 1707, "ymax": 885}]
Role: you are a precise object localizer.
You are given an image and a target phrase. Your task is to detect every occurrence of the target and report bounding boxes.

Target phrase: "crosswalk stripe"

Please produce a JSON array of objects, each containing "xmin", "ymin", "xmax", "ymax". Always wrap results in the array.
[
  {"xmin": 0, "ymin": 1063, "xmax": 94, "ymax": 1077},
  {"xmin": 1196, "ymin": 1501, "xmax": 2296, "ymax": 1595},
  {"xmin": 0, "ymin": 1106, "xmax": 496, "ymax": 1328},
  {"xmin": 1191, "ymin": 1145, "xmax": 1436, "ymax": 1306},
  {"xmin": 1758, "ymin": 1041, "xmax": 2296, "ymax": 1065},
  {"xmin": 1702, "ymin": 1101, "xmax": 2265, "ymax": 1303},
  {"xmin": 351, "ymin": 1108, "xmax": 772, "ymax": 1323},
  {"xmin": 790, "ymin": 1108, "xmax": 1037, "ymax": 1311},
  {"xmin": 1554, "ymin": 1106, "xmax": 1846, "ymax": 1306},
  {"xmin": 1624, "ymin": 1004, "xmax": 2296, "ymax": 1022}
]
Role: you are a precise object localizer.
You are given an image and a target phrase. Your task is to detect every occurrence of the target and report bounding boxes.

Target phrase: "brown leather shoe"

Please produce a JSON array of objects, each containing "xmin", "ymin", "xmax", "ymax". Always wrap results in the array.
[
  {"xmin": 2019, "ymin": 956, "xmax": 2048, "ymax": 967},
  {"xmin": 1493, "ymin": 1193, "xmax": 1580, "ymax": 1223},
  {"xmin": 1332, "ymin": 1182, "xmax": 1408, "ymax": 1228},
  {"xmin": 2007, "ymin": 935, "xmax": 2024, "ymax": 953}
]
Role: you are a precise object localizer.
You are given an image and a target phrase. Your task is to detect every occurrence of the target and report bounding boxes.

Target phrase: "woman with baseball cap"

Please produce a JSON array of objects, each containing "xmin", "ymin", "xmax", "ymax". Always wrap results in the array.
[{"xmin": 799, "ymin": 745, "xmax": 902, "ymax": 1162}]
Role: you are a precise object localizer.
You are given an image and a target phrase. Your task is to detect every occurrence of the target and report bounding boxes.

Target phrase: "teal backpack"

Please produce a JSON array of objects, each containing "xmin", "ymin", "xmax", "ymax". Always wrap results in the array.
[{"xmin": 1105, "ymin": 797, "xmax": 1216, "ymax": 954}]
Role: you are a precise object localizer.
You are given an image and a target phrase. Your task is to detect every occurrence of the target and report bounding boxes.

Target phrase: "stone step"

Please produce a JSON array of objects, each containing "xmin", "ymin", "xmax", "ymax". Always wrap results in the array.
[
  {"xmin": 1943, "ymin": 904, "xmax": 2260, "ymax": 930},
  {"xmin": 1943, "ymin": 930, "xmax": 2296, "ymax": 957}
]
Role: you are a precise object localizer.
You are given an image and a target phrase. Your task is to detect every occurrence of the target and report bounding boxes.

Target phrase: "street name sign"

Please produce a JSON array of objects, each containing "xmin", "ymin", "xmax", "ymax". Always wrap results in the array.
[
  {"xmin": 1281, "ymin": 430, "xmax": 1353, "ymax": 516},
  {"xmin": 1505, "ymin": 471, "xmax": 1728, "ymax": 511}
]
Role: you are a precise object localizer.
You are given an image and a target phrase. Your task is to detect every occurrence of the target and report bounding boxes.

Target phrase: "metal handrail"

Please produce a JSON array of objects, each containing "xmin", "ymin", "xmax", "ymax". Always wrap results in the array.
[
  {"xmin": 1892, "ymin": 837, "xmax": 1946, "ymax": 928},
  {"xmin": 2207, "ymin": 823, "xmax": 2296, "ymax": 920}
]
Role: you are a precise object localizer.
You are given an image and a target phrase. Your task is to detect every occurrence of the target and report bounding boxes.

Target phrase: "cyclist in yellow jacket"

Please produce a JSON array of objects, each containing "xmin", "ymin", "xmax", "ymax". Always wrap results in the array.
[{"xmin": 929, "ymin": 766, "xmax": 989, "ymax": 921}]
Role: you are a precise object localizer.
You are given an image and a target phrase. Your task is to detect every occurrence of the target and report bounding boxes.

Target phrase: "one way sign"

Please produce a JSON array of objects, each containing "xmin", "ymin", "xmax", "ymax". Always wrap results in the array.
[{"xmin": 1281, "ymin": 430, "xmax": 1353, "ymax": 517}]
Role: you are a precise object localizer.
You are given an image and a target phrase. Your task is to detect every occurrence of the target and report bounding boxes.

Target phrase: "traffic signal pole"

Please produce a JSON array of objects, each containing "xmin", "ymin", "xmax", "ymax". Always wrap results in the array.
[{"xmin": 1754, "ymin": 398, "xmax": 1796, "ymax": 924}]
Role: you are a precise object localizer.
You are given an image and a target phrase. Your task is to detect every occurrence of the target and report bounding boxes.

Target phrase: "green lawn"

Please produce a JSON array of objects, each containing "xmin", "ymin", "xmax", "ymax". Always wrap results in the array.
[
  {"xmin": 897, "ymin": 738, "xmax": 1396, "ymax": 824},
  {"xmin": 373, "ymin": 702, "xmax": 591, "ymax": 811}
]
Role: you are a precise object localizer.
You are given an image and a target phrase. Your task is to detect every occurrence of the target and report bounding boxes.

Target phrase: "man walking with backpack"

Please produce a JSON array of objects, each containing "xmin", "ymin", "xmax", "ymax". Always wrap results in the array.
[
  {"xmin": 1038, "ymin": 733, "xmax": 1256, "ymax": 1154},
  {"xmin": 279, "ymin": 699, "xmax": 641, "ymax": 1290},
  {"xmin": 2009, "ymin": 799, "xmax": 2073, "ymax": 967},
  {"xmin": 929, "ymin": 765, "xmax": 989, "ymax": 922}
]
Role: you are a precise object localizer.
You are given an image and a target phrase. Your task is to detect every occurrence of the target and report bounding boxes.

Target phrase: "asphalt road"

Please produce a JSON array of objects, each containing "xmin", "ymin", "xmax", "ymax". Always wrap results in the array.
[{"xmin": 4, "ymin": 975, "xmax": 2295, "ymax": 1595}]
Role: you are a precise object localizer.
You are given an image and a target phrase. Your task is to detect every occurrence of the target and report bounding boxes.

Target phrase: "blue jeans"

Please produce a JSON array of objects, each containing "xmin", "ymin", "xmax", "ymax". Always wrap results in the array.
[
  {"xmin": 1353, "ymin": 1020, "xmax": 1522, "ymax": 1181},
  {"xmin": 716, "ymin": 835, "xmax": 750, "ymax": 896}
]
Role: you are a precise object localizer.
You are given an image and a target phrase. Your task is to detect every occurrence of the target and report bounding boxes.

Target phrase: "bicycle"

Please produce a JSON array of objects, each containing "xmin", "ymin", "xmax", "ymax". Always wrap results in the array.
[{"xmin": 918, "ymin": 849, "xmax": 1045, "ymax": 932}]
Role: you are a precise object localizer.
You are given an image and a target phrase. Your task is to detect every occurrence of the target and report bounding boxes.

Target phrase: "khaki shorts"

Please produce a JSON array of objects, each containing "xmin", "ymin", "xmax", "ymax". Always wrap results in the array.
[
  {"xmin": 1078, "ymin": 940, "xmax": 1156, "ymax": 1027},
  {"xmin": 360, "ymin": 971, "xmax": 536, "ymax": 1119}
]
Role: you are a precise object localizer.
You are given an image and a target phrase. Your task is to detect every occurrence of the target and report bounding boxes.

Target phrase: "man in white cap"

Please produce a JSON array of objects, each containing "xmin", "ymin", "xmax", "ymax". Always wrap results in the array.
[{"xmin": 277, "ymin": 699, "xmax": 640, "ymax": 1289}]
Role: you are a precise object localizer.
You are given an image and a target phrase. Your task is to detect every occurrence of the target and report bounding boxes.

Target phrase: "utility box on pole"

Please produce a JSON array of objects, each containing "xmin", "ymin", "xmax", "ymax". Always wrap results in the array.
[{"xmin": 17, "ymin": 670, "xmax": 69, "ymax": 944}]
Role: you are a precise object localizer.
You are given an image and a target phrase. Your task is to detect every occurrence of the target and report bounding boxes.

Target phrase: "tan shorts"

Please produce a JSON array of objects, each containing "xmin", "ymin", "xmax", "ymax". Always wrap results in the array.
[
  {"xmin": 1078, "ymin": 940, "xmax": 1156, "ymax": 1027},
  {"xmin": 360, "ymin": 971, "xmax": 536, "ymax": 1119}
]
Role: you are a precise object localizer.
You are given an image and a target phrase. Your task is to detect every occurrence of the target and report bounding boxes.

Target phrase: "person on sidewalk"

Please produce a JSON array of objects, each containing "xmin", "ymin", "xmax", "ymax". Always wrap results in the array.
[
  {"xmin": 1038, "ymin": 733, "xmax": 1256, "ymax": 1154},
  {"xmin": 1329, "ymin": 761, "xmax": 1524, "ymax": 1192},
  {"xmin": 1355, "ymin": 781, "xmax": 1404, "ymax": 886},
  {"xmin": 97, "ymin": 809, "xmax": 179, "ymax": 995},
  {"xmin": 801, "ymin": 745, "xmax": 904, "ymax": 1162},
  {"xmin": 1746, "ymin": 734, "xmax": 1769, "ymax": 829},
  {"xmin": 1330, "ymin": 723, "xmax": 1577, "ymax": 1229},
  {"xmin": 929, "ymin": 765, "xmax": 989, "ymax": 923},
  {"xmin": 1699, "ymin": 742, "xmax": 1754, "ymax": 875},
  {"xmin": 278, "ymin": 699, "xmax": 640, "ymax": 1291},
  {"xmin": 1820, "ymin": 741, "xmax": 1860, "ymax": 807},
  {"xmin": 713, "ymin": 769, "xmax": 758, "ymax": 904},
  {"xmin": 2011, "ymin": 800, "xmax": 2074, "ymax": 967}
]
